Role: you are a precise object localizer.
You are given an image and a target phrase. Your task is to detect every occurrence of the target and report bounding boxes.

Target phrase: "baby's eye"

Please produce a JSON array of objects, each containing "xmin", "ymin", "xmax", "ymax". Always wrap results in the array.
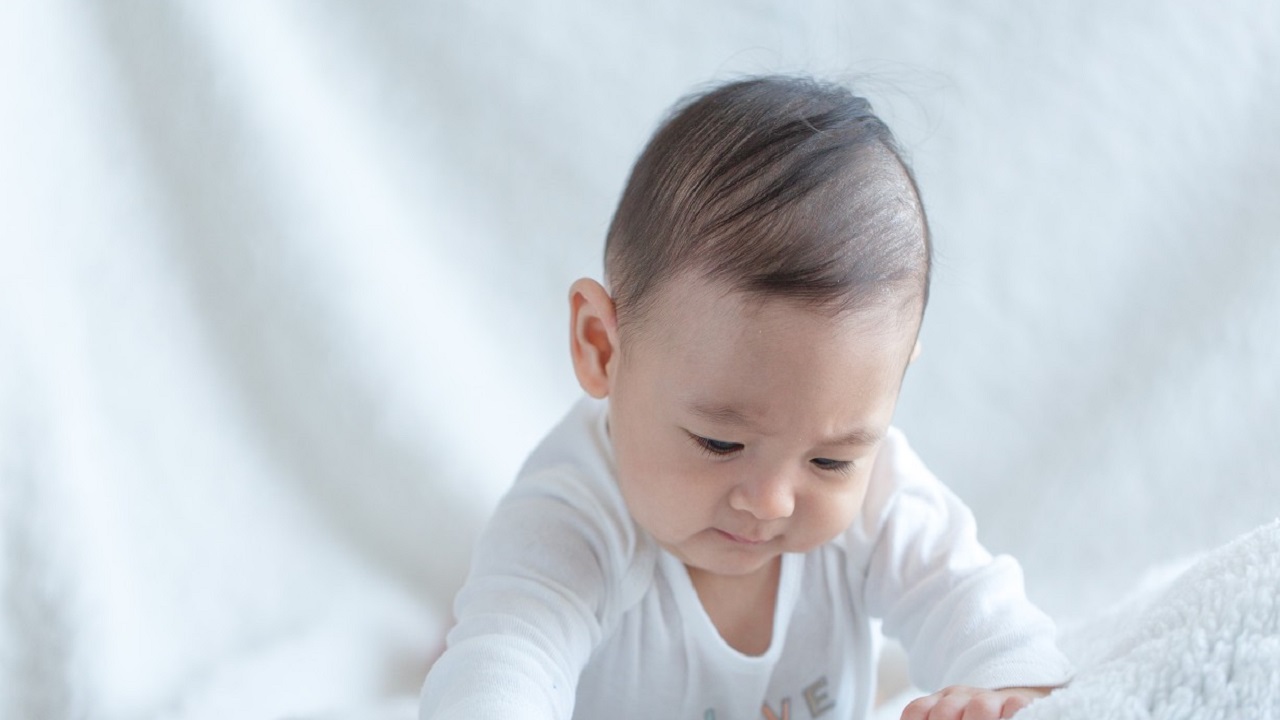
[
  {"xmin": 689, "ymin": 433, "xmax": 744, "ymax": 457},
  {"xmin": 810, "ymin": 457, "xmax": 853, "ymax": 473}
]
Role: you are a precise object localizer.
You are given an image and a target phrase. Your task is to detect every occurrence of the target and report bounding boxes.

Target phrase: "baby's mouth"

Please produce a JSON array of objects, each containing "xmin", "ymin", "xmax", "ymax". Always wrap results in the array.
[{"xmin": 716, "ymin": 529, "xmax": 770, "ymax": 545}]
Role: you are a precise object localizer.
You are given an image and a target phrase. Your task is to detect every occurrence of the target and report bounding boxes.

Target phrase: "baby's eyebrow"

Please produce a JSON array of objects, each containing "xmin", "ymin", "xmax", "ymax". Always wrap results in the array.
[
  {"xmin": 686, "ymin": 401, "xmax": 755, "ymax": 427},
  {"xmin": 824, "ymin": 428, "xmax": 884, "ymax": 447}
]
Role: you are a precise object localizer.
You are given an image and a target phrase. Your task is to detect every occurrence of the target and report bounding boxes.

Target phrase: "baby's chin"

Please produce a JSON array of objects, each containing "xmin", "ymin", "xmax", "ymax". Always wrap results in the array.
[{"xmin": 666, "ymin": 534, "xmax": 784, "ymax": 577}]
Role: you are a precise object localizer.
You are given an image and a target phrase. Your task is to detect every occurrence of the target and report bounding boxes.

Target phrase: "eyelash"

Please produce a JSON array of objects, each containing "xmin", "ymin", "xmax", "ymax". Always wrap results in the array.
[
  {"xmin": 687, "ymin": 433, "xmax": 854, "ymax": 473},
  {"xmin": 810, "ymin": 457, "xmax": 854, "ymax": 474},
  {"xmin": 689, "ymin": 433, "xmax": 743, "ymax": 457}
]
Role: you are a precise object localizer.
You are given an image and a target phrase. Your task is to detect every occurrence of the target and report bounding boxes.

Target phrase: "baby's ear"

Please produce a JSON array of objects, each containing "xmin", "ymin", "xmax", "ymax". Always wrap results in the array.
[
  {"xmin": 569, "ymin": 278, "xmax": 619, "ymax": 398},
  {"xmin": 909, "ymin": 340, "xmax": 923, "ymax": 364}
]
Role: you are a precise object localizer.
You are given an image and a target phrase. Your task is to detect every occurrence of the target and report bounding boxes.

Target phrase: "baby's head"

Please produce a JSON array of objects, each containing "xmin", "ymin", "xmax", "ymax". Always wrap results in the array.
[
  {"xmin": 570, "ymin": 76, "xmax": 931, "ymax": 579},
  {"xmin": 606, "ymin": 74, "xmax": 930, "ymax": 338}
]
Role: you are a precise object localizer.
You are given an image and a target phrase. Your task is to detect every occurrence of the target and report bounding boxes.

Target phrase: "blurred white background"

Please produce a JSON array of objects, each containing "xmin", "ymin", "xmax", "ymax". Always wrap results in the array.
[{"xmin": 1, "ymin": 1, "xmax": 1277, "ymax": 718}]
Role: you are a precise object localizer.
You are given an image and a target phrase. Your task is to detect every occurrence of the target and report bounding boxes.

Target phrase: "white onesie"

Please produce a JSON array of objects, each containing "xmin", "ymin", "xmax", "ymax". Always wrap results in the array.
[{"xmin": 420, "ymin": 397, "xmax": 1072, "ymax": 720}]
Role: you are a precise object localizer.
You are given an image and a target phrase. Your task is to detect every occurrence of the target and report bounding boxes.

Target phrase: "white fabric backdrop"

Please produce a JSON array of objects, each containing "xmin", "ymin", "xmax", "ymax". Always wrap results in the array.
[{"xmin": 2, "ymin": 1, "xmax": 1277, "ymax": 718}]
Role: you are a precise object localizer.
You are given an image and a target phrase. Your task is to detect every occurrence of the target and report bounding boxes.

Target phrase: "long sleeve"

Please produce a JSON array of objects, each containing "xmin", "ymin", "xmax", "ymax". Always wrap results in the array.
[
  {"xmin": 419, "ymin": 472, "xmax": 607, "ymax": 719},
  {"xmin": 849, "ymin": 429, "xmax": 1074, "ymax": 692},
  {"xmin": 420, "ymin": 400, "xmax": 655, "ymax": 720}
]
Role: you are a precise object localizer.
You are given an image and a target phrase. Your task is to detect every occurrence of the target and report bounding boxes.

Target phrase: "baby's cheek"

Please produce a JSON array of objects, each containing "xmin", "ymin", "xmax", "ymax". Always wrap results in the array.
[
  {"xmin": 802, "ymin": 490, "xmax": 864, "ymax": 546},
  {"xmin": 623, "ymin": 471, "xmax": 709, "ymax": 535}
]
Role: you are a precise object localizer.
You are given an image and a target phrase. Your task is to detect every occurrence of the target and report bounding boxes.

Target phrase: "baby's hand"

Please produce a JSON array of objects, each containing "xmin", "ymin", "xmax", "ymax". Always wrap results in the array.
[{"xmin": 900, "ymin": 685, "xmax": 1051, "ymax": 720}]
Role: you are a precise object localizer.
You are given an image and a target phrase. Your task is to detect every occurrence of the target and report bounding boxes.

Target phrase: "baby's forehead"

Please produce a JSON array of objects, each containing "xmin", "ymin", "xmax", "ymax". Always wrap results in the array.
[{"xmin": 617, "ymin": 274, "xmax": 917, "ymax": 435}]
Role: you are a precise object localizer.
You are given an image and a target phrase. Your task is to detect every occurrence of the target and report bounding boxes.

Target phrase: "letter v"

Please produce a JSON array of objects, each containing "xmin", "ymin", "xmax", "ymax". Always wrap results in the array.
[{"xmin": 761, "ymin": 698, "xmax": 791, "ymax": 720}]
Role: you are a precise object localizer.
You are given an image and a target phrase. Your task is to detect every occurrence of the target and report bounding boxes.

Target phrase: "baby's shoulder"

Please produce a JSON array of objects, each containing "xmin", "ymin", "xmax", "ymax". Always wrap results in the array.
[
  {"xmin": 835, "ymin": 426, "xmax": 972, "ymax": 562},
  {"xmin": 507, "ymin": 396, "xmax": 635, "ymax": 547},
  {"xmin": 478, "ymin": 397, "xmax": 658, "ymax": 615},
  {"xmin": 857, "ymin": 426, "xmax": 943, "ymax": 526}
]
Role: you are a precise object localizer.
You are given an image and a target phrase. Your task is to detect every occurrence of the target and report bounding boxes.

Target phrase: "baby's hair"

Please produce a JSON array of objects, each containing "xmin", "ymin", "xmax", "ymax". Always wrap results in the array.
[{"xmin": 604, "ymin": 75, "xmax": 932, "ymax": 333}]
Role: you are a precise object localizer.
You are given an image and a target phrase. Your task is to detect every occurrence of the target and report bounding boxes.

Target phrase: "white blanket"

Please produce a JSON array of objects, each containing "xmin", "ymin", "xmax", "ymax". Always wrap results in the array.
[
  {"xmin": 873, "ymin": 521, "xmax": 1280, "ymax": 720},
  {"xmin": 1015, "ymin": 519, "xmax": 1280, "ymax": 720}
]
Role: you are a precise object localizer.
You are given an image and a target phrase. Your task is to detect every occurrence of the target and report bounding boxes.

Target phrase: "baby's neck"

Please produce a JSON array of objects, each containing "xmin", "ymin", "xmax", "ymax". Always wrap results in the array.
[{"xmin": 685, "ymin": 557, "xmax": 782, "ymax": 656}]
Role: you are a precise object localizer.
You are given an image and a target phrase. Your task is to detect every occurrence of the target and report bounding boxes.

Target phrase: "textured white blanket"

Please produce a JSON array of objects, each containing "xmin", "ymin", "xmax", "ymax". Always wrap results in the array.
[{"xmin": 1018, "ymin": 519, "xmax": 1280, "ymax": 720}]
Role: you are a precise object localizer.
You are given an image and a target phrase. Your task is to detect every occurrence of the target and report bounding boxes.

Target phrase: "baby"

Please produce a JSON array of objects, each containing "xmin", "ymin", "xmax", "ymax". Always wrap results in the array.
[{"xmin": 420, "ymin": 76, "xmax": 1072, "ymax": 720}]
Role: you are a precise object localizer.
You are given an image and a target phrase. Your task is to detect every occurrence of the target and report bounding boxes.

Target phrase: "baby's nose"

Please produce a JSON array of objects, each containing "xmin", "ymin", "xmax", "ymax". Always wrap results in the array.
[{"xmin": 728, "ymin": 471, "xmax": 796, "ymax": 521}]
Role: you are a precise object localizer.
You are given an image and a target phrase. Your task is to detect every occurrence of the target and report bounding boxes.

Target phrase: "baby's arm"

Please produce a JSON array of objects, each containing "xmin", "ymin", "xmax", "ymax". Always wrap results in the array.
[
  {"xmin": 854, "ymin": 431, "xmax": 1072, "ymax": 710},
  {"xmin": 420, "ymin": 471, "xmax": 623, "ymax": 720}
]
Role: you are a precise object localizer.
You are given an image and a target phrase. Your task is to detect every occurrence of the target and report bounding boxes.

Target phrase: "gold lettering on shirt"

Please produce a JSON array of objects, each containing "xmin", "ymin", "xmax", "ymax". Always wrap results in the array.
[
  {"xmin": 702, "ymin": 673, "xmax": 835, "ymax": 720},
  {"xmin": 760, "ymin": 697, "xmax": 790, "ymax": 720},
  {"xmin": 802, "ymin": 676, "xmax": 835, "ymax": 718}
]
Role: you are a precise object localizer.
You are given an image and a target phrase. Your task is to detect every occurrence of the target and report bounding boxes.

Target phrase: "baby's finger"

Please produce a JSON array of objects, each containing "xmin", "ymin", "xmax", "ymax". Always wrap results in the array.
[
  {"xmin": 958, "ymin": 693, "xmax": 1005, "ymax": 720},
  {"xmin": 929, "ymin": 689, "xmax": 977, "ymax": 719},
  {"xmin": 999, "ymin": 694, "xmax": 1031, "ymax": 718},
  {"xmin": 900, "ymin": 692, "xmax": 941, "ymax": 720}
]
